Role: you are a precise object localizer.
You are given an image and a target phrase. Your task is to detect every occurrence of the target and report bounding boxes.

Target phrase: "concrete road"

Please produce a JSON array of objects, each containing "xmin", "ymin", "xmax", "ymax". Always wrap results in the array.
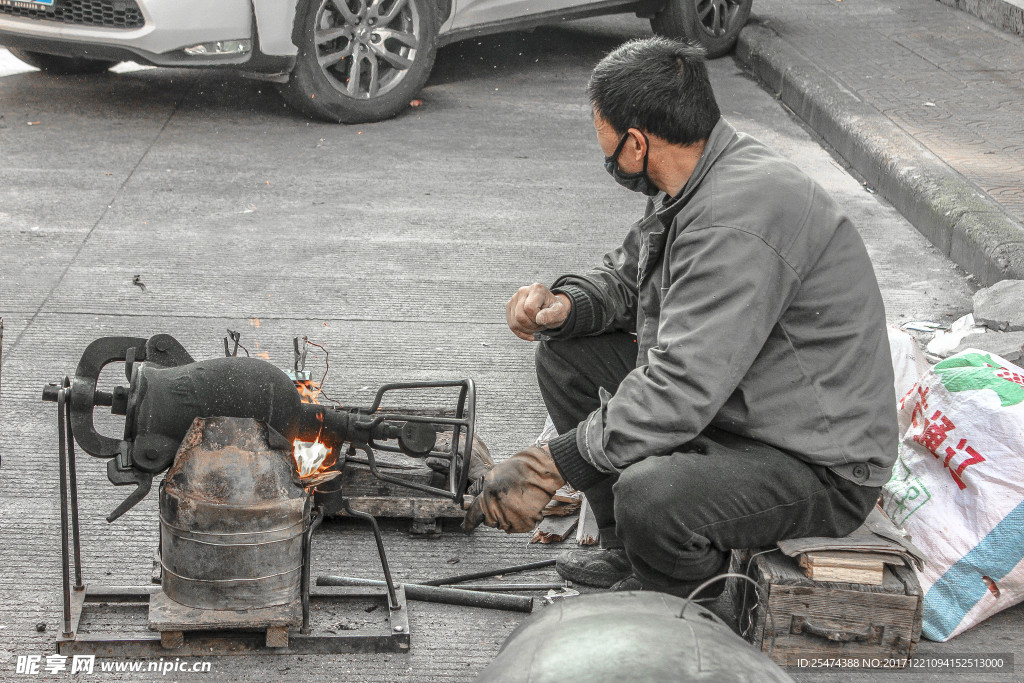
[{"xmin": 0, "ymin": 13, "xmax": 1008, "ymax": 682}]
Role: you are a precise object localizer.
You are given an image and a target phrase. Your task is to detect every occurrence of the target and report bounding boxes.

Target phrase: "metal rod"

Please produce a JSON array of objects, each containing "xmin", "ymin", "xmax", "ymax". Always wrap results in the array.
[
  {"xmin": 418, "ymin": 582, "xmax": 566, "ymax": 592},
  {"xmin": 420, "ymin": 559, "xmax": 558, "ymax": 586},
  {"xmin": 316, "ymin": 576, "xmax": 534, "ymax": 613},
  {"xmin": 63, "ymin": 379, "xmax": 84, "ymax": 590},
  {"xmin": 301, "ymin": 506, "xmax": 325, "ymax": 634},
  {"xmin": 342, "ymin": 500, "xmax": 400, "ymax": 611},
  {"xmin": 57, "ymin": 386, "xmax": 73, "ymax": 637},
  {"xmin": 454, "ymin": 380, "xmax": 475, "ymax": 501},
  {"xmin": 344, "ymin": 456, "xmax": 420, "ymax": 471}
]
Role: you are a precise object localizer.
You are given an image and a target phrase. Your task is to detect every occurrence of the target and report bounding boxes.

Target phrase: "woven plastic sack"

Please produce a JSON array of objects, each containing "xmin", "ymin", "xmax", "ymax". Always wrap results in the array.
[
  {"xmin": 888, "ymin": 326, "xmax": 930, "ymax": 400},
  {"xmin": 881, "ymin": 349, "xmax": 1024, "ymax": 641}
]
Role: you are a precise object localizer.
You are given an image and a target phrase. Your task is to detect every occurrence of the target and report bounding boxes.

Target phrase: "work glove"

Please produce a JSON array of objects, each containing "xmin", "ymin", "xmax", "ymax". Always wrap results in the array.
[
  {"xmin": 461, "ymin": 445, "xmax": 565, "ymax": 533},
  {"xmin": 426, "ymin": 432, "xmax": 494, "ymax": 485}
]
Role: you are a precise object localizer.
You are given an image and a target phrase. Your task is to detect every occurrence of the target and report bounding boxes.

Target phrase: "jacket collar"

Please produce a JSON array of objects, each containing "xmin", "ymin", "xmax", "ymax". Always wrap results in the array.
[{"xmin": 656, "ymin": 117, "xmax": 738, "ymax": 223}]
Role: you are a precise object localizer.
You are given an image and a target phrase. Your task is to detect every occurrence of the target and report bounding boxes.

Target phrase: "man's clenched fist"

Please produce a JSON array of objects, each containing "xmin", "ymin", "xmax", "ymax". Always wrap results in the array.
[
  {"xmin": 506, "ymin": 283, "xmax": 571, "ymax": 341},
  {"xmin": 462, "ymin": 445, "xmax": 565, "ymax": 533}
]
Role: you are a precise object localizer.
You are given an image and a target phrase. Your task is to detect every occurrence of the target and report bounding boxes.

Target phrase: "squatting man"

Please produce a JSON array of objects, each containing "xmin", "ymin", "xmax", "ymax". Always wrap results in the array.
[{"xmin": 463, "ymin": 37, "xmax": 898, "ymax": 597}]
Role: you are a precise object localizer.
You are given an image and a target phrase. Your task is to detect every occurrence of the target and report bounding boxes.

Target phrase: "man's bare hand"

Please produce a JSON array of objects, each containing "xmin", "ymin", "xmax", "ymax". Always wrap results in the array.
[{"xmin": 506, "ymin": 284, "xmax": 571, "ymax": 341}]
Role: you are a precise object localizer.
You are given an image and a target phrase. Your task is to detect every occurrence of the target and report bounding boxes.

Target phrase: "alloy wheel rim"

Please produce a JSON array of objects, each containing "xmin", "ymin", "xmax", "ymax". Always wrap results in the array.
[
  {"xmin": 314, "ymin": 0, "xmax": 421, "ymax": 100},
  {"xmin": 694, "ymin": 0, "xmax": 744, "ymax": 37}
]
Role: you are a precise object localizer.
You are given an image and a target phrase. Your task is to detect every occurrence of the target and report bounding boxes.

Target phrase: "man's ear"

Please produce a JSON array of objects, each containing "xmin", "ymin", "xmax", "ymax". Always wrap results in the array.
[{"xmin": 626, "ymin": 128, "xmax": 648, "ymax": 162}]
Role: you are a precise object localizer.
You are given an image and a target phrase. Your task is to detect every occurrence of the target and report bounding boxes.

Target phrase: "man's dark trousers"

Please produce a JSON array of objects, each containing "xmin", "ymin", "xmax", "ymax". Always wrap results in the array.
[{"xmin": 537, "ymin": 333, "xmax": 881, "ymax": 597}]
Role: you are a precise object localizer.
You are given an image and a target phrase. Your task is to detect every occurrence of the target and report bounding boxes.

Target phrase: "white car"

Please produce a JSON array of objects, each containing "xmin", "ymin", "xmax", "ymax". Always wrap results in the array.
[{"xmin": 0, "ymin": 0, "xmax": 752, "ymax": 123}]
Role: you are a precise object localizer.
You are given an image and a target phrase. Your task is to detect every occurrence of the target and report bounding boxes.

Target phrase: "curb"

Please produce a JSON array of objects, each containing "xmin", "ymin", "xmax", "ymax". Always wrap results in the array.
[
  {"xmin": 937, "ymin": 0, "xmax": 1024, "ymax": 39},
  {"xmin": 734, "ymin": 22, "xmax": 1024, "ymax": 286}
]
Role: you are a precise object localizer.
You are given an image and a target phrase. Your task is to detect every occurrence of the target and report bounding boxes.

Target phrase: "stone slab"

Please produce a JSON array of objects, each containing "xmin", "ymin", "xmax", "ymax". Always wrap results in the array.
[
  {"xmin": 952, "ymin": 331, "xmax": 1024, "ymax": 362},
  {"xmin": 973, "ymin": 279, "xmax": 1024, "ymax": 331}
]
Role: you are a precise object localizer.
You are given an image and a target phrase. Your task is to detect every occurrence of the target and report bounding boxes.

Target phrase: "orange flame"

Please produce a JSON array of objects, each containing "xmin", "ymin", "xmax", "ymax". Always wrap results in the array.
[
  {"xmin": 293, "ymin": 438, "xmax": 336, "ymax": 478},
  {"xmin": 295, "ymin": 379, "xmax": 320, "ymax": 404}
]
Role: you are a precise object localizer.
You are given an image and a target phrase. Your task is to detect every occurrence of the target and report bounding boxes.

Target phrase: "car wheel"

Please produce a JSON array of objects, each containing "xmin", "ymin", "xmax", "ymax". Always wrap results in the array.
[
  {"xmin": 650, "ymin": 0, "xmax": 753, "ymax": 59},
  {"xmin": 7, "ymin": 48, "xmax": 118, "ymax": 75},
  {"xmin": 278, "ymin": 0, "xmax": 439, "ymax": 124}
]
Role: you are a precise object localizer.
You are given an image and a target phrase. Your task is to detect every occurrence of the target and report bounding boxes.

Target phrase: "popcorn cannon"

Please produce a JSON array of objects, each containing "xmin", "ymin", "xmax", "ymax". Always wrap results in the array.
[
  {"xmin": 42, "ymin": 333, "xmax": 474, "ymax": 522},
  {"xmin": 42, "ymin": 333, "xmax": 478, "ymax": 656}
]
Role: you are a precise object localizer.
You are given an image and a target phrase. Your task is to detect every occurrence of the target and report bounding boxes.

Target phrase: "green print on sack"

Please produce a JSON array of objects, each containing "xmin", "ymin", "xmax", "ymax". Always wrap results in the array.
[{"xmin": 934, "ymin": 353, "xmax": 1024, "ymax": 407}]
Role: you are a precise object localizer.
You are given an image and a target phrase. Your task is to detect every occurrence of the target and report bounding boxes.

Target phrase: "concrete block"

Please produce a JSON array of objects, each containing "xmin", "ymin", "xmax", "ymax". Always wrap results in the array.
[
  {"xmin": 952, "ymin": 331, "xmax": 1024, "ymax": 362},
  {"xmin": 973, "ymin": 280, "xmax": 1024, "ymax": 331}
]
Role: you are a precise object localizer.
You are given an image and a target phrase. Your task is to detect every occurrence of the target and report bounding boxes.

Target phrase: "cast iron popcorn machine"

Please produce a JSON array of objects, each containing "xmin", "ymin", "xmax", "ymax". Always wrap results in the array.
[{"xmin": 42, "ymin": 333, "xmax": 477, "ymax": 655}]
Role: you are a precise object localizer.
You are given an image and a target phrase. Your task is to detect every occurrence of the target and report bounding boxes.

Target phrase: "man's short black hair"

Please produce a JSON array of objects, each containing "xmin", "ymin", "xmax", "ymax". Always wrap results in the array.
[{"xmin": 588, "ymin": 37, "xmax": 721, "ymax": 146}]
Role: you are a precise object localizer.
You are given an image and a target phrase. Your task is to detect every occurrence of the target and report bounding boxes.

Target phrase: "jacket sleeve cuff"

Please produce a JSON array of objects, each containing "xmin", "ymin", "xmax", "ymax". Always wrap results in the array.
[
  {"xmin": 549, "ymin": 283, "xmax": 601, "ymax": 338},
  {"xmin": 548, "ymin": 428, "xmax": 606, "ymax": 491}
]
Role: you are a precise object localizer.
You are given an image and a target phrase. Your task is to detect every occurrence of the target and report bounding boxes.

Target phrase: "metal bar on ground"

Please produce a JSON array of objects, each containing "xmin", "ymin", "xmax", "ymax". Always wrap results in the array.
[
  {"xmin": 423, "ymin": 582, "xmax": 566, "ymax": 592},
  {"xmin": 420, "ymin": 559, "xmax": 557, "ymax": 586},
  {"xmin": 316, "ymin": 576, "xmax": 534, "ymax": 612}
]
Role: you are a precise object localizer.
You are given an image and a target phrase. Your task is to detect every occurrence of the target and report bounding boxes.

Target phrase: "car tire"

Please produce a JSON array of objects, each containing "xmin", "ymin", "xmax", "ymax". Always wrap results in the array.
[
  {"xmin": 7, "ymin": 48, "xmax": 118, "ymax": 74},
  {"xmin": 278, "ymin": 0, "xmax": 439, "ymax": 124},
  {"xmin": 650, "ymin": 0, "xmax": 753, "ymax": 58}
]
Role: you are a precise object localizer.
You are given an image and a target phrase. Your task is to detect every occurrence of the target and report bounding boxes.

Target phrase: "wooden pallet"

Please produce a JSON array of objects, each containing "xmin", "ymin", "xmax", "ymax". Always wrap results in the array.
[{"xmin": 148, "ymin": 590, "xmax": 302, "ymax": 649}]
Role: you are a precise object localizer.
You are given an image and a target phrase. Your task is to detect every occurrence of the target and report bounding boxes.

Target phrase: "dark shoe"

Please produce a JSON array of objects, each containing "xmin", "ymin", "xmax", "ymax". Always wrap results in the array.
[
  {"xmin": 610, "ymin": 572, "xmax": 727, "ymax": 601},
  {"xmin": 609, "ymin": 574, "xmax": 644, "ymax": 592},
  {"xmin": 612, "ymin": 574, "xmax": 736, "ymax": 629},
  {"xmin": 556, "ymin": 547, "xmax": 632, "ymax": 587}
]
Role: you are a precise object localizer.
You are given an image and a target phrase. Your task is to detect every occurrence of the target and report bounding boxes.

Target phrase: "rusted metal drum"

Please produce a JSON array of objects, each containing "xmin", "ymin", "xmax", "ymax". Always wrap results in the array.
[
  {"xmin": 159, "ymin": 416, "xmax": 309, "ymax": 610},
  {"xmin": 476, "ymin": 592, "xmax": 793, "ymax": 682}
]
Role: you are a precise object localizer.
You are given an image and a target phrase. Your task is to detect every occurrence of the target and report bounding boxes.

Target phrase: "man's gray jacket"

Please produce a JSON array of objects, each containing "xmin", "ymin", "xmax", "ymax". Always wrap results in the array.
[{"xmin": 546, "ymin": 119, "xmax": 898, "ymax": 491}]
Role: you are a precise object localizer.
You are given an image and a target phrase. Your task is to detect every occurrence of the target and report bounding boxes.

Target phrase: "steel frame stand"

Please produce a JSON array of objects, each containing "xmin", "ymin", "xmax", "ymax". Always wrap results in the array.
[{"xmin": 55, "ymin": 585, "xmax": 410, "ymax": 657}]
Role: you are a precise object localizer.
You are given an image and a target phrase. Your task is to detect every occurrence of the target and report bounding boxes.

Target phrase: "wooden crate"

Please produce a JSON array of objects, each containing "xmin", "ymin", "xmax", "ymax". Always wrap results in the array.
[{"xmin": 736, "ymin": 550, "xmax": 922, "ymax": 668}]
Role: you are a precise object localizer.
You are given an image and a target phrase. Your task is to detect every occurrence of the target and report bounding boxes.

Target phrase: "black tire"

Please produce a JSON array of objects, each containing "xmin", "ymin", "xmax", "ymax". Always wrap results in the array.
[
  {"xmin": 651, "ymin": 0, "xmax": 753, "ymax": 59},
  {"xmin": 278, "ymin": 0, "xmax": 438, "ymax": 124},
  {"xmin": 7, "ymin": 48, "xmax": 117, "ymax": 74}
]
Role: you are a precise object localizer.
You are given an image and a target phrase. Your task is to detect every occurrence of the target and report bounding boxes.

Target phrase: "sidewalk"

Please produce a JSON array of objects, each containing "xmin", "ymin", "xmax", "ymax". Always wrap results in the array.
[{"xmin": 734, "ymin": 0, "xmax": 1024, "ymax": 285}]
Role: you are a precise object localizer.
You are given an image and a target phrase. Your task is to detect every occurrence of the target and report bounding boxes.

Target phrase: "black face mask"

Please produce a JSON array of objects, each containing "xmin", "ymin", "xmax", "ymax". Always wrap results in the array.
[{"xmin": 604, "ymin": 130, "xmax": 659, "ymax": 197}]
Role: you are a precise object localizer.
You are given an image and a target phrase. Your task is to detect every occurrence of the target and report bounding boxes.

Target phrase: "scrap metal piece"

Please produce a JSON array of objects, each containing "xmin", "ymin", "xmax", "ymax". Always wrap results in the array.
[{"xmin": 542, "ymin": 588, "xmax": 579, "ymax": 605}]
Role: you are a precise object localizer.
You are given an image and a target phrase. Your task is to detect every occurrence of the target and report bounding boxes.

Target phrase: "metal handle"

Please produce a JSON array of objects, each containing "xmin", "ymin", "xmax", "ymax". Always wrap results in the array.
[
  {"xmin": 67, "ymin": 336, "xmax": 147, "ymax": 458},
  {"xmin": 360, "ymin": 379, "xmax": 476, "ymax": 502},
  {"xmin": 791, "ymin": 615, "xmax": 882, "ymax": 643}
]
